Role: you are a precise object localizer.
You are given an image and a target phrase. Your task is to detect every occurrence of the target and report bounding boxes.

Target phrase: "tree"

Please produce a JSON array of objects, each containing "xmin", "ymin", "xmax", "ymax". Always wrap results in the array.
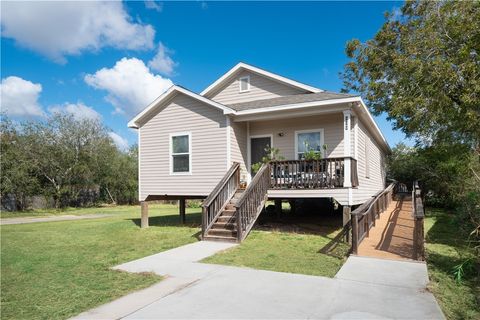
[
  {"xmin": 342, "ymin": 0, "xmax": 480, "ymax": 147},
  {"xmin": 0, "ymin": 117, "xmax": 40, "ymax": 210},
  {"xmin": 20, "ymin": 113, "xmax": 116, "ymax": 207}
]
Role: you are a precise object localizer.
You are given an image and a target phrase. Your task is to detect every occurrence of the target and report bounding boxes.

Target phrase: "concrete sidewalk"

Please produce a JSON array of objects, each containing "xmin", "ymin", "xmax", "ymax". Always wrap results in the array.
[
  {"xmin": 0, "ymin": 214, "xmax": 112, "ymax": 225},
  {"xmin": 73, "ymin": 241, "xmax": 444, "ymax": 320}
]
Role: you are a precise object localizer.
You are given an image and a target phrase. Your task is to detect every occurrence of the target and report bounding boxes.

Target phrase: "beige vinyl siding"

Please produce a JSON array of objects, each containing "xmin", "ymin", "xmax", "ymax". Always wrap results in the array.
[
  {"xmin": 230, "ymin": 120, "xmax": 248, "ymax": 180},
  {"xmin": 248, "ymin": 113, "xmax": 345, "ymax": 161},
  {"xmin": 139, "ymin": 94, "xmax": 227, "ymax": 200},
  {"xmin": 352, "ymin": 119, "xmax": 387, "ymax": 204},
  {"xmin": 209, "ymin": 70, "xmax": 307, "ymax": 105}
]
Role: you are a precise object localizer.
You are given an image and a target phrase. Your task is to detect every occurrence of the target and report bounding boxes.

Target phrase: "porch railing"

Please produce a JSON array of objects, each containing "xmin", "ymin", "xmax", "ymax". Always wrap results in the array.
[
  {"xmin": 235, "ymin": 163, "xmax": 270, "ymax": 242},
  {"xmin": 269, "ymin": 157, "xmax": 358, "ymax": 189},
  {"xmin": 351, "ymin": 182, "xmax": 396, "ymax": 254},
  {"xmin": 201, "ymin": 162, "xmax": 240, "ymax": 238}
]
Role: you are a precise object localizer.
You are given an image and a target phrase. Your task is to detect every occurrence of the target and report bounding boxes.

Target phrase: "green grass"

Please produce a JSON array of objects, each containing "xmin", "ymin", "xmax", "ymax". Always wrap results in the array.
[
  {"xmin": 1, "ymin": 204, "xmax": 201, "ymax": 320},
  {"xmin": 203, "ymin": 225, "xmax": 349, "ymax": 277},
  {"xmin": 424, "ymin": 208, "xmax": 480, "ymax": 320},
  {"xmin": 0, "ymin": 204, "xmax": 168, "ymax": 218}
]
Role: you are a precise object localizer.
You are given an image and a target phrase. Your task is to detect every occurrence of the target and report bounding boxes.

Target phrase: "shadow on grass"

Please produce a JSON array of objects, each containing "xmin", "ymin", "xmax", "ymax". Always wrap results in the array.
[
  {"xmin": 128, "ymin": 212, "xmax": 202, "ymax": 228},
  {"xmin": 318, "ymin": 225, "xmax": 351, "ymax": 258}
]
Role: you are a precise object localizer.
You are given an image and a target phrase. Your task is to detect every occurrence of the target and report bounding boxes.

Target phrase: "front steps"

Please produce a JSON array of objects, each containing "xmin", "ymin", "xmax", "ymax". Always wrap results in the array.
[{"xmin": 203, "ymin": 189, "xmax": 244, "ymax": 242}]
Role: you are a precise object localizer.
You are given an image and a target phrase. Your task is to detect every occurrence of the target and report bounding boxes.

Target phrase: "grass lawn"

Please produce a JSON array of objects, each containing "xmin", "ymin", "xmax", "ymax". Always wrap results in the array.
[
  {"xmin": 1, "ymin": 204, "xmax": 201, "ymax": 320},
  {"xmin": 203, "ymin": 218, "xmax": 349, "ymax": 277},
  {"xmin": 424, "ymin": 208, "xmax": 480, "ymax": 320}
]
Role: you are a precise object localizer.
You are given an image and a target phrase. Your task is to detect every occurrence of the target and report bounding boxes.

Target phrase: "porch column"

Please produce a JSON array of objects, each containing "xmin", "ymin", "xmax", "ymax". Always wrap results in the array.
[
  {"xmin": 343, "ymin": 205, "xmax": 351, "ymax": 243},
  {"xmin": 343, "ymin": 110, "xmax": 352, "ymax": 188},
  {"xmin": 141, "ymin": 201, "xmax": 149, "ymax": 228},
  {"xmin": 179, "ymin": 197, "xmax": 186, "ymax": 224}
]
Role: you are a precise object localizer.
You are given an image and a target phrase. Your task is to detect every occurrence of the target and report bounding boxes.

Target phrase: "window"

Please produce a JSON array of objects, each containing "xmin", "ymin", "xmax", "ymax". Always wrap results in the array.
[
  {"xmin": 239, "ymin": 76, "xmax": 250, "ymax": 92},
  {"xmin": 295, "ymin": 129, "xmax": 324, "ymax": 160},
  {"xmin": 170, "ymin": 132, "xmax": 191, "ymax": 174}
]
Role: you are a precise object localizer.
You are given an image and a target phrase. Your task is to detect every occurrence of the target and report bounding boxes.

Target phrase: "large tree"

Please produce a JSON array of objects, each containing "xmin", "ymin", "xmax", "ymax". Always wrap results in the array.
[{"xmin": 342, "ymin": 0, "xmax": 480, "ymax": 147}]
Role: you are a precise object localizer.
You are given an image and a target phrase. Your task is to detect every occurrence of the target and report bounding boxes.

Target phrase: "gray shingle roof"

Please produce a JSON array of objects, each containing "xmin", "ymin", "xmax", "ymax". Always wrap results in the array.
[{"xmin": 226, "ymin": 91, "xmax": 358, "ymax": 111}]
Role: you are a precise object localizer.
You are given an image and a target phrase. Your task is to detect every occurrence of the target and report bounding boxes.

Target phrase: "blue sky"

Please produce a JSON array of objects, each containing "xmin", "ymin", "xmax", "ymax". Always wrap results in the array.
[{"xmin": 1, "ymin": 1, "xmax": 408, "ymax": 150}]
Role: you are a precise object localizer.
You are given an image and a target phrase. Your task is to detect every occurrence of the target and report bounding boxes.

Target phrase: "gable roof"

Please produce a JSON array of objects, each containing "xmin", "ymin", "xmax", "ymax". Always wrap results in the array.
[
  {"xmin": 227, "ymin": 92, "xmax": 358, "ymax": 112},
  {"xmin": 128, "ymin": 85, "xmax": 235, "ymax": 129},
  {"xmin": 200, "ymin": 62, "xmax": 322, "ymax": 97}
]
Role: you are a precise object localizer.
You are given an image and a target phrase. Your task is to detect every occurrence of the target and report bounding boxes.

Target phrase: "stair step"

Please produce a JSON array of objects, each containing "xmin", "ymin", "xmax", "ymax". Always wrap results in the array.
[
  {"xmin": 203, "ymin": 235, "xmax": 237, "ymax": 243},
  {"xmin": 225, "ymin": 204, "xmax": 236, "ymax": 210},
  {"xmin": 213, "ymin": 222, "xmax": 236, "ymax": 230},
  {"xmin": 217, "ymin": 216, "xmax": 236, "ymax": 223},
  {"xmin": 208, "ymin": 228, "xmax": 237, "ymax": 237}
]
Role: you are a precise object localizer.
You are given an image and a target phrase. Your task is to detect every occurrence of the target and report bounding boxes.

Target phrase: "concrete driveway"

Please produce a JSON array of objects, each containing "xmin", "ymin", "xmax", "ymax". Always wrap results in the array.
[{"xmin": 73, "ymin": 241, "xmax": 444, "ymax": 319}]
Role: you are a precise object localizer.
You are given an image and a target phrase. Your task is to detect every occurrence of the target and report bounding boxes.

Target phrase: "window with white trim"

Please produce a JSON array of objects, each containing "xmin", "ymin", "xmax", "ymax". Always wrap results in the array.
[
  {"xmin": 171, "ymin": 133, "xmax": 191, "ymax": 174},
  {"xmin": 295, "ymin": 129, "xmax": 324, "ymax": 160},
  {"xmin": 239, "ymin": 76, "xmax": 250, "ymax": 92}
]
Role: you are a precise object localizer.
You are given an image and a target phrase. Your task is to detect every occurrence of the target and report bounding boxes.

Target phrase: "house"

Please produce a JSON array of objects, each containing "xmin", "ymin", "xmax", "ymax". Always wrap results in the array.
[{"xmin": 128, "ymin": 62, "xmax": 390, "ymax": 242}]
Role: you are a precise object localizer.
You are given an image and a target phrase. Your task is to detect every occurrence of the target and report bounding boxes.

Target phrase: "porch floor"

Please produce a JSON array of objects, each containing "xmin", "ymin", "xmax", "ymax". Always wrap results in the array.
[{"xmin": 357, "ymin": 197, "xmax": 415, "ymax": 261}]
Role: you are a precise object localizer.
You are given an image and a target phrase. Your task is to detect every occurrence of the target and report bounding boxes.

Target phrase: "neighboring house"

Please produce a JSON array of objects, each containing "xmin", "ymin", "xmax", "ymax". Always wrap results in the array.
[{"xmin": 129, "ymin": 62, "xmax": 390, "ymax": 242}]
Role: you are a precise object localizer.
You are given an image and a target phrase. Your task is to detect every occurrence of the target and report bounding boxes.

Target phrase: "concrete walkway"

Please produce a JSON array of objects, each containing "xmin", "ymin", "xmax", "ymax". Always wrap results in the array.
[
  {"xmin": 0, "ymin": 214, "xmax": 112, "ymax": 225},
  {"xmin": 73, "ymin": 241, "xmax": 444, "ymax": 320}
]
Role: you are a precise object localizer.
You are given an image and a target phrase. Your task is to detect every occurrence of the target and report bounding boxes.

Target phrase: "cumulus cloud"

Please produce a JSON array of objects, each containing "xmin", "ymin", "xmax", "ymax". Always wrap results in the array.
[
  {"xmin": 0, "ymin": 76, "xmax": 44, "ymax": 117},
  {"xmin": 109, "ymin": 132, "xmax": 129, "ymax": 151},
  {"xmin": 145, "ymin": 1, "xmax": 163, "ymax": 12},
  {"xmin": 48, "ymin": 102, "xmax": 101, "ymax": 121},
  {"xmin": 148, "ymin": 42, "xmax": 177, "ymax": 75},
  {"xmin": 84, "ymin": 57, "xmax": 173, "ymax": 116},
  {"xmin": 1, "ymin": 1, "xmax": 155, "ymax": 63}
]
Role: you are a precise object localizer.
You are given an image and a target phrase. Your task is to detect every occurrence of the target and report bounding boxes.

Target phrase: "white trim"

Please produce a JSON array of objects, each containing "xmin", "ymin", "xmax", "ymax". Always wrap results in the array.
[
  {"xmin": 246, "ymin": 121, "xmax": 251, "ymax": 183},
  {"xmin": 138, "ymin": 127, "xmax": 142, "ymax": 201},
  {"xmin": 169, "ymin": 131, "xmax": 192, "ymax": 175},
  {"xmin": 233, "ymin": 97, "xmax": 361, "ymax": 116},
  {"xmin": 354, "ymin": 115, "xmax": 359, "ymax": 159},
  {"xmin": 343, "ymin": 110, "xmax": 352, "ymax": 188},
  {"xmin": 201, "ymin": 62, "xmax": 322, "ymax": 97},
  {"xmin": 248, "ymin": 134, "xmax": 273, "ymax": 180},
  {"xmin": 348, "ymin": 187, "xmax": 353, "ymax": 206},
  {"xmin": 294, "ymin": 128, "xmax": 325, "ymax": 160},
  {"xmin": 226, "ymin": 116, "xmax": 231, "ymax": 169},
  {"xmin": 238, "ymin": 75, "xmax": 250, "ymax": 93},
  {"xmin": 128, "ymin": 85, "xmax": 235, "ymax": 128}
]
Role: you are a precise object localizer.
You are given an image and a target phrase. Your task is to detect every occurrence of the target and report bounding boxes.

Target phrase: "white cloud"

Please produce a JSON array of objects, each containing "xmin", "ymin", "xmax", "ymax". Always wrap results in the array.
[
  {"xmin": 109, "ymin": 132, "xmax": 129, "ymax": 151},
  {"xmin": 145, "ymin": 1, "xmax": 163, "ymax": 12},
  {"xmin": 1, "ymin": 1, "xmax": 155, "ymax": 63},
  {"xmin": 0, "ymin": 76, "xmax": 44, "ymax": 117},
  {"xmin": 48, "ymin": 102, "xmax": 101, "ymax": 121},
  {"xmin": 148, "ymin": 42, "xmax": 177, "ymax": 75},
  {"xmin": 84, "ymin": 57, "xmax": 173, "ymax": 116}
]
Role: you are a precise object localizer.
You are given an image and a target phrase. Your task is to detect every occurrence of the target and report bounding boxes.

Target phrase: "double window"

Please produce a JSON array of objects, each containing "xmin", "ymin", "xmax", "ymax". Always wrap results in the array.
[
  {"xmin": 170, "ymin": 132, "xmax": 191, "ymax": 174},
  {"xmin": 295, "ymin": 129, "xmax": 324, "ymax": 160}
]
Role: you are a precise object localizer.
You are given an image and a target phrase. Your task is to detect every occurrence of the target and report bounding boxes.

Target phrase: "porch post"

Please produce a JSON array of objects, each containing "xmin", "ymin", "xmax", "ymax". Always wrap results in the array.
[
  {"xmin": 141, "ymin": 201, "xmax": 149, "ymax": 228},
  {"xmin": 179, "ymin": 197, "xmax": 186, "ymax": 224},
  {"xmin": 343, "ymin": 205, "xmax": 351, "ymax": 243},
  {"xmin": 342, "ymin": 110, "xmax": 352, "ymax": 188}
]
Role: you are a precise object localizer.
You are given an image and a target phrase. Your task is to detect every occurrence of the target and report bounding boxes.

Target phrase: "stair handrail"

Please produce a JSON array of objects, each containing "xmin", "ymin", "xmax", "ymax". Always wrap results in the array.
[
  {"xmin": 234, "ymin": 162, "xmax": 270, "ymax": 241},
  {"xmin": 412, "ymin": 181, "xmax": 425, "ymax": 260},
  {"xmin": 202, "ymin": 162, "xmax": 240, "ymax": 238},
  {"xmin": 351, "ymin": 182, "xmax": 396, "ymax": 254}
]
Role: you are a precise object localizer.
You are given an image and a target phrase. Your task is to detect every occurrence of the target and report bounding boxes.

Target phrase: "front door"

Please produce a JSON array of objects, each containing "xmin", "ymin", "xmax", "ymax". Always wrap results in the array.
[{"xmin": 250, "ymin": 136, "xmax": 272, "ymax": 176}]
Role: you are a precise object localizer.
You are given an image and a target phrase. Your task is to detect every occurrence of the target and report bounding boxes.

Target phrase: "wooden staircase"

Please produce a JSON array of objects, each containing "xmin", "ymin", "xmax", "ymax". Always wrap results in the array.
[
  {"xmin": 203, "ymin": 189, "xmax": 244, "ymax": 242},
  {"xmin": 202, "ymin": 162, "xmax": 270, "ymax": 243}
]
